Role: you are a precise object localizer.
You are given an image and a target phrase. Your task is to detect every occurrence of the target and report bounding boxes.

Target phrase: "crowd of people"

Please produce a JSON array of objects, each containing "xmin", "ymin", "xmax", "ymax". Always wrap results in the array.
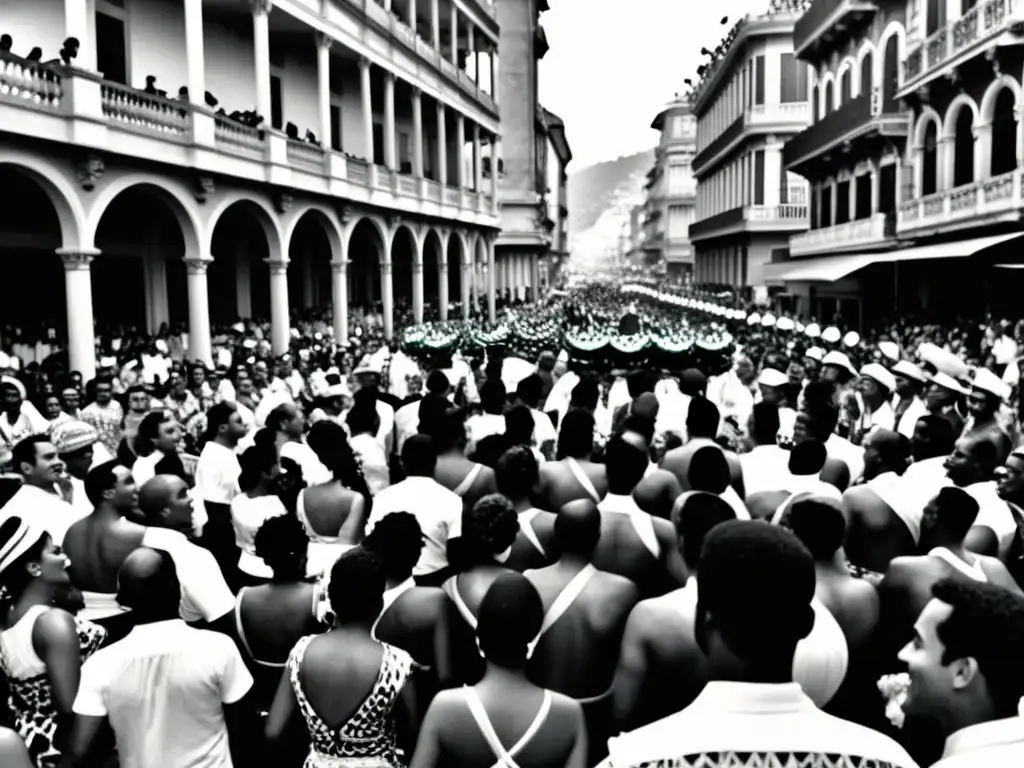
[{"xmin": 0, "ymin": 280, "xmax": 1023, "ymax": 768}]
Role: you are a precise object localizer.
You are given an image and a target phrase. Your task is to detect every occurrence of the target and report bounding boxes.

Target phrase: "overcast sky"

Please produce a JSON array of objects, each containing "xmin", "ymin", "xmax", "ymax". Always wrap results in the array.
[{"xmin": 538, "ymin": 0, "xmax": 769, "ymax": 171}]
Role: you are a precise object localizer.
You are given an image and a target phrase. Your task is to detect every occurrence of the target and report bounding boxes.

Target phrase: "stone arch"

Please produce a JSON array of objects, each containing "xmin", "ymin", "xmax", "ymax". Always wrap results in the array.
[
  {"xmin": 0, "ymin": 153, "xmax": 87, "ymax": 251},
  {"xmin": 86, "ymin": 174, "xmax": 203, "ymax": 258},
  {"xmin": 877, "ymin": 21, "xmax": 906, "ymax": 97},
  {"xmin": 856, "ymin": 39, "xmax": 875, "ymax": 97},
  {"xmin": 837, "ymin": 57, "xmax": 855, "ymax": 103},
  {"xmin": 819, "ymin": 71, "xmax": 835, "ymax": 115},
  {"xmin": 942, "ymin": 93, "xmax": 979, "ymax": 139},
  {"xmin": 447, "ymin": 229, "xmax": 466, "ymax": 307},
  {"xmin": 348, "ymin": 216, "xmax": 386, "ymax": 308},
  {"xmin": 985, "ymin": 76, "xmax": 1021, "ymax": 177},
  {"xmin": 284, "ymin": 207, "xmax": 343, "ymax": 315},
  {"xmin": 205, "ymin": 194, "xmax": 284, "ymax": 261},
  {"xmin": 942, "ymin": 95, "xmax": 979, "ymax": 188},
  {"xmin": 282, "ymin": 205, "xmax": 343, "ymax": 259},
  {"xmin": 980, "ymin": 74, "xmax": 1022, "ymax": 125},
  {"xmin": 914, "ymin": 107, "xmax": 943, "ymax": 148},
  {"xmin": 391, "ymin": 223, "xmax": 417, "ymax": 309}
]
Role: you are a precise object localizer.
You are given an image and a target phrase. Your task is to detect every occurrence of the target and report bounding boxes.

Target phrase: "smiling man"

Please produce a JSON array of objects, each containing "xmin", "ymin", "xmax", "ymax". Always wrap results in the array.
[{"xmin": 898, "ymin": 578, "xmax": 1024, "ymax": 766}]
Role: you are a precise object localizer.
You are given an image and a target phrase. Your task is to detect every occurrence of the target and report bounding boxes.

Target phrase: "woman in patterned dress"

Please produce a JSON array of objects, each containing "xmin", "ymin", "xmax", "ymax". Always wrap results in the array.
[
  {"xmin": 266, "ymin": 546, "xmax": 418, "ymax": 767},
  {"xmin": 0, "ymin": 516, "xmax": 106, "ymax": 768}
]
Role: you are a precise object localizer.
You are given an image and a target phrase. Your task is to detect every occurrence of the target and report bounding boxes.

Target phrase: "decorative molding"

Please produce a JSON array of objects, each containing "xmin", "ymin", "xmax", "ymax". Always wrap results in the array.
[
  {"xmin": 57, "ymin": 250, "xmax": 96, "ymax": 270},
  {"xmin": 76, "ymin": 155, "xmax": 104, "ymax": 191},
  {"xmin": 358, "ymin": 55, "xmax": 371, "ymax": 71},
  {"xmin": 250, "ymin": 0, "xmax": 273, "ymax": 15},
  {"xmin": 274, "ymin": 192, "xmax": 293, "ymax": 214},
  {"xmin": 381, "ymin": 262, "xmax": 393, "ymax": 276},
  {"xmin": 183, "ymin": 257, "xmax": 211, "ymax": 276},
  {"xmin": 985, "ymin": 48, "xmax": 1002, "ymax": 76},
  {"xmin": 265, "ymin": 259, "xmax": 289, "ymax": 275},
  {"xmin": 315, "ymin": 31, "xmax": 334, "ymax": 51},
  {"xmin": 331, "ymin": 259, "xmax": 349, "ymax": 273},
  {"xmin": 383, "ymin": 213, "xmax": 399, "ymax": 231},
  {"xmin": 194, "ymin": 175, "xmax": 215, "ymax": 204},
  {"xmin": 414, "ymin": 261, "xmax": 424, "ymax": 273},
  {"xmin": 340, "ymin": 205, "xmax": 356, "ymax": 225}
]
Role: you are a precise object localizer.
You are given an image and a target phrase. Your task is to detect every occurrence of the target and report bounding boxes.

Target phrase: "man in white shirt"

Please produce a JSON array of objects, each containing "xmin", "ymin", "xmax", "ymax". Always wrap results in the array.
[
  {"xmin": 194, "ymin": 402, "xmax": 247, "ymax": 579},
  {"xmin": 1, "ymin": 434, "xmax": 82, "ymax": 544},
  {"xmin": 604, "ymin": 521, "xmax": 918, "ymax": 768},
  {"xmin": 66, "ymin": 547, "xmax": 253, "ymax": 768},
  {"xmin": 0, "ymin": 378, "xmax": 48, "ymax": 448},
  {"xmin": 739, "ymin": 402, "xmax": 790, "ymax": 497},
  {"xmin": 365, "ymin": 435, "xmax": 462, "ymax": 579},
  {"xmin": 854, "ymin": 363, "xmax": 897, "ymax": 442},
  {"xmin": 892, "ymin": 360, "xmax": 931, "ymax": 440},
  {"xmin": 898, "ymin": 578, "xmax": 1024, "ymax": 767}
]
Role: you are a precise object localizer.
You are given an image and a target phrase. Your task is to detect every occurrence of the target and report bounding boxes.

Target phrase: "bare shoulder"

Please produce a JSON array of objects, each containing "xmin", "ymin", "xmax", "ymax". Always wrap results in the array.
[
  {"xmin": 594, "ymin": 570, "xmax": 639, "ymax": 600},
  {"xmin": 547, "ymin": 690, "xmax": 585, "ymax": 719}
]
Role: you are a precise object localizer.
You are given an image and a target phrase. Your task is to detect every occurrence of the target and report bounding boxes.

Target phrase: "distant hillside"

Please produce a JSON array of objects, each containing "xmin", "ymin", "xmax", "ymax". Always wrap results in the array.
[{"xmin": 567, "ymin": 149, "xmax": 653, "ymax": 265}]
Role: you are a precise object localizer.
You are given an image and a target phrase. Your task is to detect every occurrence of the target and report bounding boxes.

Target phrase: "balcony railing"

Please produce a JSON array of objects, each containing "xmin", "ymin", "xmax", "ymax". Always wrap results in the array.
[
  {"xmin": 347, "ymin": 157, "xmax": 370, "ymax": 184},
  {"xmin": 393, "ymin": 18, "xmax": 417, "ymax": 50},
  {"xmin": 747, "ymin": 203, "xmax": 809, "ymax": 222},
  {"xmin": 100, "ymin": 82, "xmax": 191, "ymax": 140},
  {"xmin": 903, "ymin": 0, "xmax": 1018, "ymax": 89},
  {"xmin": 897, "ymin": 168, "xmax": 1023, "ymax": 233},
  {"xmin": 214, "ymin": 115, "xmax": 265, "ymax": 158},
  {"xmin": 444, "ymin": 187, "xmax": 460, "ymax": 205},
  {"xmin": 746, "ymin": 101, "xmax": 811, "ymax": 126},
  {"xmin": 793, "ymin": 0, "xmax": 878, "ymax": 57},
  {"xmin": 286, "ymin": 139, "xmax": 326, "ymax": 172},
  {"xmin": 424, "ymin": 179, "xmax": 442, "ymax": 202},
  {"xmin": 0, "ymin": 52, "xmax": 63, "ymax": 108},
  {"xmin": 440, "ymin": 58, "xmax": 458, "ymax": 81},
  {"xmin": 789, "ymin": 212, "xmax": 894, "ymax": 256},
  {"xmin": 397, "ymin": 174, "xmax": 418, "ymax": 195}
]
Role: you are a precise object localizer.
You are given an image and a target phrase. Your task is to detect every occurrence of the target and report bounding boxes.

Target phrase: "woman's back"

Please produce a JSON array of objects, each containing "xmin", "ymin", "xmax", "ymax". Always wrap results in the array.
[
  {"xmin": 435, "ymin": 456, "xmax": 496, "ymax": 510},
  {"xmin": 300, "ymin": 482, "xmax": 364, "ymax": 541}
]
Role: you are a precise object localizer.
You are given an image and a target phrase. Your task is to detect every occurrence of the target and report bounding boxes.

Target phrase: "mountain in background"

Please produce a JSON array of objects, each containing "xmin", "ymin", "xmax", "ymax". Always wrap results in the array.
[{"xmin": 567, "ymin": 148, "xmax": 654, "ymax": 267}]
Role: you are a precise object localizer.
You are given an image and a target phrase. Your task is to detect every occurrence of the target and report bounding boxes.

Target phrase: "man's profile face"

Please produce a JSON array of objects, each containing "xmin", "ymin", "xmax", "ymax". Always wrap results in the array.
[
  {"xmin": 23, "ymin": 441, "xmax": 63, "ymax": 484},
  {"xmin": 898, "ymin": 598, "xmax": 961, "ymax": 719}
]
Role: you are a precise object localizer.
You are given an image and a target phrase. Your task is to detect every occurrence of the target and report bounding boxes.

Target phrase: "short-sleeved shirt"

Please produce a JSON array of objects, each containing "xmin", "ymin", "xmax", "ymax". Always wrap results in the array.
[{"xmin": 73, "ymin": 619, "xmax": 253, "ymax": 768}]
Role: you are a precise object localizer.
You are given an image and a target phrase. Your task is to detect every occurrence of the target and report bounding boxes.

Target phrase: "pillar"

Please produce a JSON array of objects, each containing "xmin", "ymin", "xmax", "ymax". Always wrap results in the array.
[
  {"xmin": 467, "ymin": 25, "xmax": 476, "ymax": 80},
  {"xmin": 317, "ymin": 33, "xmax": 333, "ymax": 150},
  {"xmin": 503, "ymin": 255, "xmax": 512, "ymax": 299},
  {"xmin": 829, "ymin": 180, "xmax": 838, "ymax": 225},
  {"xmin": 412, "ymin": 87, "xmax": 424, "ymax": 177},
  {"xmin": 252, "ymin": 0, "xmax": 272, "ymax": 126},
  {"xmin": 413, "ymin": 248, "xmax": 424, "ymax": 324},
  {"xmin": 184, "ymin": 258, "xmax": 213, "ymax": 368},
  {"xmin": 437, "ymin": 103, "xmax": 448, "ymax": 187},
  {"xmin": 472, "ymin": 123, "xmax": 482, "ymax": 192},
  {"xmin": 940, "ymin": 135, "xmax": 955, "ymax": 190},
  {"xmin": 267, "ymin": 259, "xmax": 290, "ymax": 356},
  {"xmin": 184, "ymin": 0, "xmax": 206, "ymax": 107},
  {"xmin": 58, "ymin": 249, "xmax": 98, "ymax": 383},
  {"xmin": 870, "ymin": 166, "xmax": 880, "ymax": 215},
  {"xmin": 490, "ymin": 136, "xmax": 500, "ymax": 202},
  {"xmin": 530, "ymin": 253, "xmax": 540, "ymax": 302},
  {"xmin": 450, "ymin": 5, "xmax": 459, "ymax": 66},
  {"xmin": 360, "ymin": 58, "xmax": 374, "ymax": 162},
  {"xmin": 431, "ymin": 0, "xmax": 440, "ymax": 47},
  {"xmin": 382, "ymin": 260, "xmax": 394, "ymax": 340},
  {"xmin": 332, "ymin": 258, "xmax": 348, "ymax": 343},
  {"xmin": 975, "ymin": 123, "xmax": 991, "ymax": 181},
  {"xmin": 517, "ymin": 255, "xmax": 526, "ymax": 301},
  {"xmin": 64, "ymin": 0, "xmax": 96, "ymax": 71},
  {"xmin": 438, "ymin": 242, "xmax": 450, "ymax": 322},
  {"xmin": 486, "ymin": 237, "xmax": 496, "ymax": 323},
  {"xmin": 455, "ymin": 114, "xmax": 466, "ymax": 188},
  {"xmin": 384, "ymin": 72, "xmax": 396, "ymax": 171}
]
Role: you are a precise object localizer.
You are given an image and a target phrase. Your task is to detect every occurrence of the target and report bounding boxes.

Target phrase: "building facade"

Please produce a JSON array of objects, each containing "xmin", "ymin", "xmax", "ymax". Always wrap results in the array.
[
  {"xmin": 540, "ymin": 106, "xmax": 571, "ymax": 287},
  {"xmin": 640, "ymin": 95, "xmax": 698, "ymax": 276},
  {"xmin": 688, "ymin": 3, "xmax": 811, "ymax": 295},
  {"xmin": 770, "ymin": 0, "xmax": 1024, "ymax": 327},
  {"xmin": 2, "ymin": 0, "xmax": 512, "ymax": 381},
  {"xmin": 493, "ymin": 0, "xmax": 552, "ymax": 303}
]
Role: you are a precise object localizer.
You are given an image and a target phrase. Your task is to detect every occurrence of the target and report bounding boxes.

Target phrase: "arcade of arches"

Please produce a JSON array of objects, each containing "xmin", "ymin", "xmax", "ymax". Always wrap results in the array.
[{"xmin": 0, "ymin": 159, "xmax": 539, "ymax": 382}]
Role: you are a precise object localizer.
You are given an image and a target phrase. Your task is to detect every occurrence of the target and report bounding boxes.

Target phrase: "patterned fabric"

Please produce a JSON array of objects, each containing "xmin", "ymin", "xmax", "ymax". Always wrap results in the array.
[
  {"xmin": 625, "ymin": 755, "xmax": 902, "ymax": 767},
  {"xmin": 288, "ymin": 635, "xmax": 413, "ymax": 768},
  {"xmin": 1, "ymin": 618, "xmax": 106, "ymax": 768}
]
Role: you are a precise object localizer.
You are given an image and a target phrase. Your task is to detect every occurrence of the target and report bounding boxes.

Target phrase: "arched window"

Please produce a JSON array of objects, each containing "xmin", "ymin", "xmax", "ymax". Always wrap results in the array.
[
  {"xmin": 991, "ymin": 88, "xmax": 1017, "ymax": 177},
  {"xmin": 840, "ymin": 69, "xmax": 852, "ymax": 105},
  {"xmin": 922, "ymin": 121, "xmax": 938, "ymax": 195},
  {"xmin": 860, "ymin": 52, "xmax": 873, "ymax": 99},
  {"xmin": 953, "ymin": 107, "xmax": 975, "ymax": 187},
  {"xmin": 882, "ymin": 36, "xmax": 899, "ymax": 113},
  {"xmin": 824, "ymin": 81, "xmax": 834, "ymax": 114},
  {"xmin": 811, "ymin": 84, "xmax": 819, "ymax": 122}
]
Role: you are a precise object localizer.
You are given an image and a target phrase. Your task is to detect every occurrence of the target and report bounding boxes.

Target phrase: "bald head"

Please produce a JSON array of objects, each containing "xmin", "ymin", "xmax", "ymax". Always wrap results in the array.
[
  {"xmin": 138, "ymin": 475, "xmax": 181, "ymax": 516},
  {"xmin": 865, "ymin": 428, "xmax": 909, "ymax": 477},
  {"xmin": 117, "ymin": 547, "xmax": 179, "ymax": 614},
  {"xmin": 555, "ymin": 499, "xmax": 601, "ymax": 558},
  {"xmin": 137, "ymin": 475, "xmax": 193, "ymax": 533}
]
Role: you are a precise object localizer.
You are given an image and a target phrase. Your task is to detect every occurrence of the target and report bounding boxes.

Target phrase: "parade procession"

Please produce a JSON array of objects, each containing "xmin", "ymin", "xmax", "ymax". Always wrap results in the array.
[{"xmin": 6, "ymin": 0, "xmax": 1024, "ymax": 767}]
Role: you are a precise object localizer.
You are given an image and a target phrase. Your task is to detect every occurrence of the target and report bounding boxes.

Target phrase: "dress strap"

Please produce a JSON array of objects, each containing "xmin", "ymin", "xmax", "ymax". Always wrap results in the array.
[
  {"xmin": 929, "ymin": 547, "xmax": 988, "ymax": 581},
  {"xmin": 296, "ymin": 488, "xmax": 315, "ymax": 538},
  {"xmin": 531, "ymin": 565, "xmax": 596, "ymax": 650},
  {"xmin": 566, "ymin": 458, "xmax": 600, "ymax": 503},
  {"xmin": 519, "ymin": 510, "xmax": 546, "ymax": 556},
  {"xmin": 626, "ymin": 507, "xmax": 659, "ymax": 559},
  {"xmin": 454, "ymin": 463, "xmax": 484, "ymax": 497},
  {"xmin": 464, "ymin": 687, "xmax": 553, "ymax": 768},
  {"xmin": 443, "ymin": 575, "xmax": 478, "ymax": 629}
]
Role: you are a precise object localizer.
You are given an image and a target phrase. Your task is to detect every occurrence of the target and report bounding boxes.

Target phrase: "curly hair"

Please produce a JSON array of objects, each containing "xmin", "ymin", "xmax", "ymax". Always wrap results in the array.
[
  {"xmin": 327, "ymin": 546, "xmax": 386, "ymax": 624},
  {"xmin": 254, "ymin": 513, "xmax": 309, "ymax": 582},
  {"xmin": 363, "ymin": 512, "xmax": 423, "ymax": 580},
  {"xmin": 447, "ymin": 493, "xmax": 520, "ymax": 572}
]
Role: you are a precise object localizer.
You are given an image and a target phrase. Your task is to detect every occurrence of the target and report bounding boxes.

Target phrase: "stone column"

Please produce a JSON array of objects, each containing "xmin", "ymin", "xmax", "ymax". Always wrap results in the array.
[
  {"xmin": 360, "ymin": 58, "xmax": 374, "ymax": 162},
  {"xmin": 431, "ymin": 0, "xmax": 441, "ymax": 47},
  {"xmin": 267, "ymin": 259, "xmax": 290, "ymax": 356},
  {"xmin": 436, "ymin": 103, "xmax": 448, "ymax": 187},
  {"xmin": 381, "ymin": 260, "xmax": 395, "ymax": 340},
  {"xmin": 251, "ymin": 0, "xmax": 272, "ymax": 125},
  {"xmin": 184, "ymin": 257, "xmax": 213, "ymax": 367},
  {"xmin": 490, "ymin": 136, "xmax": 500, "ymax": 204},
  {"xmin": 486, "ymin": 237, "xmax": 496, "ymax": 323},
  {"xmin": 870, "ymin": 165, "xmax": 880, "ymax": 215},
  {"xmin": 939, "ymin": 135, "xmax": 955, "ymax": 190},
  {"xmin": 412, "ymin": 87, "xmax": 424, "ymax": 177},
  {"xmin": 530, "ymin": 253, "xmax": 540, "ymax": 302},
  {"xmin": 332, "ymin": 258, "xmax": 349, "ymax": 344},
  {"xmin": 504, "ymin": 254, "xmax": 512, "ymax": 299},
  {"xmin": 829, "ymin": 180, "xmax": 838, "ymax": 225},
  {"xmin": 450, "ymin": 5, "xmax": 459, "ymax": 66},
  {"xmin": 58, "ymin": 249, "xmax": 98, "ymax": 383},
  {"xmin": 472, "ymin": 123, "xmax": 482, "ymax": 192},
  {"xmin": 455, "ymin": 114, "xmax": 466, "ymax": 188},
  {"xmin": 184, "ymin": 0, "xmax": 206, "ymax": 107},
  {"xmin": 317, "ymin": 33, "xmax": 333, "ymax": 150},
  {"xmin": 975, "ymin": 122, "xmax": 991, "ymax": 181},
  {"xmin": 384, "ymin": 72, "xmax": 396, "ymax": 171},
  {"xmin": 64, "ymin": 0, "xmax": 96, "ymax": 71}
]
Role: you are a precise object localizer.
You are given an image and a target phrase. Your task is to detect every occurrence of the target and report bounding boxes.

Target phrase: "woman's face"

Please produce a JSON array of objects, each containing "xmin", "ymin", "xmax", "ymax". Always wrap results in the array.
[
  {"xmin": 190, "ymin": 368, "xmax": 205, "ymax": 386},
  {"xmin": 156, "ymin": 420, "xmax": 182, "ymax": 453},
  {"xmin": 43, "ymin": 395, "xmax": 62, "ymax": 420},
  {"xmin": 33, "ymin": 536, "xmax": 71, "ymax": 585}
]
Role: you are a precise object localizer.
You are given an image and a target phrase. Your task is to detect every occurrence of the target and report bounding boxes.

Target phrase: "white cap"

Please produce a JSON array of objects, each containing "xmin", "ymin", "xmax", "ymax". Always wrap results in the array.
[
  {"xmin": 878, "ymin": 341, "xmax": 901, "ymax": 362},
  {"xmin": 805, "ymin": 346, "xmax": 825, "ymax": 362},
  {"xmin": 972, "ymin": 368, "xmax": 1012, "ymax": 401},
  {"xmin": 822, "ymin": 326, "xmax": 841, "ymax": 344},
  {"xmin": 917, "ymin": 342, "xmax": 971, "ymax": 380},
  {"xmin": 776, "ymin": 317, "xmax": 795, "ymax": 332},
  {"xmin": 822, "ymin": 351, "xmax": 857, "ymax": 377},
  {"xmin": 747, "ymin": 312, "xmax": 761, "ymax": 326},
  {"xmin": 931, "ymin": 371, "xmax": 969, "ymax": 395},
  {"xmin": 843, "ymin": 331, "xmax": 861, "ymax": 348},
  {"xmin": 804, "ymin": 323, "xmax": 821, "ymax": 339},
  {"xmin": 758, "ymin": 368, "xmax": 789, "ymax": 388},
  {"xmin": 761, "ymin": 313, "xmax": 777, "ymax": 328},
  {"xmin": 893, "ymin": 360, "xmax": 928, "ymax": 384},
  {"xmin": 8, "ymin": 357, "xmax": 19, "ymax": 372},
  {"xmin": 860, "ymin": 363, "xmax": 896, "ymax": 393},
  {"xmin": 155, "ymin": 339, "xmax": 169, "ymax": 354}
]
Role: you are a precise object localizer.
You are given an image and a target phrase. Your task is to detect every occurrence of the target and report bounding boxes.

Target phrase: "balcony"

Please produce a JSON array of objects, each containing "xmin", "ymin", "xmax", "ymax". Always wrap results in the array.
[
  {"xmin": 746, "ymin": 101, "xmax": 811, "ymax": 127},
  {"xmin": 783, "ymin": 89, "xmax": 909, "ymax": 174},
  {"xmin": 901, "ymin": 0, "xmax": 1021, "ymax": 96},
  {"xmin": 693, "ymin": 115, "xmax": 745, "ymax": 176},
  {"xmin": 689, "ymin": 204, "xmax": 808, "ymax": 242},
  {"xmin": 789, "ymin": 213, "xmax": 895, "ymax": 256},
  {"xmin": 0, "ymin": 64, "xmax": 496, "ymax": 223},
  {"xmin": 793, "ymin": 0, "xmax": 878, "ymax": 59},
  {"xmin": 897, "ymin": 168, "xmax": 1024, "ymax": 235}
]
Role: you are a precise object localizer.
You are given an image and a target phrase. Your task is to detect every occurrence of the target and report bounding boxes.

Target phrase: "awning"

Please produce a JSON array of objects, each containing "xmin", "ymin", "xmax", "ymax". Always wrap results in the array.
[{"xmin": 765, "ymin": 232, "xmax": 1024, "ymax": 284}]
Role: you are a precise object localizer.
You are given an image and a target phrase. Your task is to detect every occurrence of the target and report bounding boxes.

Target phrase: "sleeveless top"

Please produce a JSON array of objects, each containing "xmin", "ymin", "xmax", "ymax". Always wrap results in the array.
[
  {"xmin": 518, "ymin": 510, "xmax": 546, "ymax": 556},
  {"xmin": 288, "ymin": 636, "xmax": 413, "ymax": 768},
  {"xmin": 442, "ymin": 574, "xmax": 478, "ymax": 629},
  {"xmin": 462, "ymin": 686, "xmax": 553, "ymax": 768},
  {"xmin": 233, "ymin": 586, "xmax": 321, "ymax": 669},
  {"xmin": 566, "ymin": 458, "xmax": 601, "ymax": 503},
  {"xmin": 597, "ymin": 495, "xmax": 660, "ymax": 558},
  {"xmin": 298, "ymin": 489, "xmax": 355, "ymax": 579},
  {"xmin": 370, "ymin": 579, "xmax": 431, "ymax": 673},
  {"xmin": 929, "ymin": 547, "xmax": 989, "ymax": 581},
  {"xmin": 454, "ymin": 464, "xmax": 484, "ymax": 497}
]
